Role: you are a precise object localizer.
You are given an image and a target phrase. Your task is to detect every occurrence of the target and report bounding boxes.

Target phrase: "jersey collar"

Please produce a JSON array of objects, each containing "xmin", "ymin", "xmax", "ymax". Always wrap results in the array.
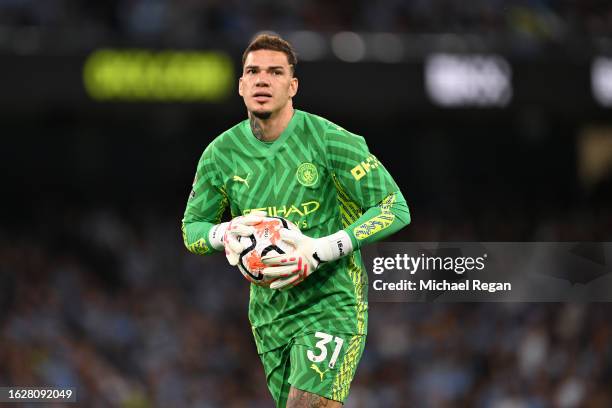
[{"xmin": 243, "ymin": 109, "xmax": 302, "ymax": 154}]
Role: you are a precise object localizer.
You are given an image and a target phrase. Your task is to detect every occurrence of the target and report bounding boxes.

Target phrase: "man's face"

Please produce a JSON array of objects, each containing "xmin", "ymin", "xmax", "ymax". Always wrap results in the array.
[{"xmin": 239, "ymin": 49, "xmax": 298, "ymax": 119}]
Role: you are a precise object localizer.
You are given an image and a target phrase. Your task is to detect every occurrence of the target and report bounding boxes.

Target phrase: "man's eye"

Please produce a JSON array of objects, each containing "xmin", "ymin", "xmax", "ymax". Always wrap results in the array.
[{"xmin": 273, "ymin": 71, "xmax": 282, "ymax": 75}]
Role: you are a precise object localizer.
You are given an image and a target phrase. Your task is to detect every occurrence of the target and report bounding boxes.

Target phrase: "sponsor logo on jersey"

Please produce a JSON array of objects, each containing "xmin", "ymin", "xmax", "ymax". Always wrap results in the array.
[
  {"xmin": 351, "ymin": 154, "xmax": 381, "ymax": 181},
  {"xmin": 232, "ymin": 173, "xmax": 250, "ymax": 188},
  {"xmin": 243, "ymin": 200, "xmax": 320, "ymax": 218},
  {"xmin": 296, "ymin": 162, "xmax": 318, "ymax": 187},
  {"xmin": 310, "ymin": 364, "xmax": 329, "ymax": 381}
]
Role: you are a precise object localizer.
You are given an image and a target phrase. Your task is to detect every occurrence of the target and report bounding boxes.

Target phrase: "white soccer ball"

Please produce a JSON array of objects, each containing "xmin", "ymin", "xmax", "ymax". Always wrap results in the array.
[{"xmin": 237, "ymin": 216, "xmax": 299, "ymax": 286}]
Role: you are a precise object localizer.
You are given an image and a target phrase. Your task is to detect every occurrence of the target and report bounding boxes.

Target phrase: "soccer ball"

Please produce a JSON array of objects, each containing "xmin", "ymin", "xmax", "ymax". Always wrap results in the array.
[{"xmin": 237, "ymin": 217, "xmax": 299, "ymax": 286}]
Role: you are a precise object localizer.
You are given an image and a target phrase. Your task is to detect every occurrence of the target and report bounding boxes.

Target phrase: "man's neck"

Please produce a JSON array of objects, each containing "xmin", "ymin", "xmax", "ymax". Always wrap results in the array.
[{"xmin": 249, "ymin": 105, "xmax": 294, "ymax": 142}]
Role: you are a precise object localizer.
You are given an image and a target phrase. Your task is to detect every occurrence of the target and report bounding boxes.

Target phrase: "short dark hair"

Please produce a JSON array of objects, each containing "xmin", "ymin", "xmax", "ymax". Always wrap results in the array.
[{"xmin": 242, "ymin": 34, "xmax": 298, "ymax": 75}]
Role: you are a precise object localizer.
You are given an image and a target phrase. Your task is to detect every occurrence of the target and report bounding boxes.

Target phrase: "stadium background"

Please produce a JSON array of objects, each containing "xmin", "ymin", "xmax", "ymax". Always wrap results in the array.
[{"xmin": 1, "ymin": 1, "xmax": 612, "ymax": 407}]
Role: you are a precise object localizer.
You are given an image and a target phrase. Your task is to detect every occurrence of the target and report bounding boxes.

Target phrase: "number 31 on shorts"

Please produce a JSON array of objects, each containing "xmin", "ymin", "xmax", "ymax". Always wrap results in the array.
[{"xmin": 306, "ymin": 332, "xmax": 345, "ymax": 369}]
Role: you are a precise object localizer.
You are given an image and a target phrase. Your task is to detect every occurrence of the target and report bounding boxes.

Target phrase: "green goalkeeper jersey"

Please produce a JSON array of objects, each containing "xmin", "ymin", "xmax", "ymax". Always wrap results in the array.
[{"xmin": 182, "ymin": 110, "xmax": 410, "ymax": 353}]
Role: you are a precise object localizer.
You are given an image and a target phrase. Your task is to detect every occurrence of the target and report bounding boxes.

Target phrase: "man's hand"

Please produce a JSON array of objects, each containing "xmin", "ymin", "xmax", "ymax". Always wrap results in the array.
[
  {"xmin": 223, "ymin": 211, "xmax": 267, "ymax": 266},
  {"xmin": 261, "ymin": 229, "xmax": 352, "ymax": 290}
]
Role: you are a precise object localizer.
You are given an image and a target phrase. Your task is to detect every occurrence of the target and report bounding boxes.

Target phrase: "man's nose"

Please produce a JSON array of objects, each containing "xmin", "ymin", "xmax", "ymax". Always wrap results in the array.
[{"xmin": 255, "ymin": 74, "xmax": 270, "ymax": 86}]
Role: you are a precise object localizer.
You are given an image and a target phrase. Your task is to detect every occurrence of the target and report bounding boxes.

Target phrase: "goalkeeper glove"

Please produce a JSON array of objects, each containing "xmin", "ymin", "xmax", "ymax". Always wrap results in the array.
[
  {"xmin": 208, "ymin": 211, "xmax": 267, "ymax": 266},
  {"xmin": 261, "ymin": 229, "xmax": 353, "ymax": 290}
]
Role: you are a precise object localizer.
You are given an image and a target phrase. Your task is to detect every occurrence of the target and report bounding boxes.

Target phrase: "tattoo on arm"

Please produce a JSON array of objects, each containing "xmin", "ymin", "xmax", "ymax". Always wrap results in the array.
[
  {"xmin": 250, "ymin": 117, "xmax": 265, "ymax": 140},
  {"xmin": 286, "ymin": 387, "xmax": 342, "ymax": 408}
]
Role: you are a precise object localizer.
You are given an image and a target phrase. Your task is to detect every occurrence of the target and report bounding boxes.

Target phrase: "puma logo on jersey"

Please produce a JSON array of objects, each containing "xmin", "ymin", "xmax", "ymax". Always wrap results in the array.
[
  {"xmin": 232, "ymin": 174, "xmax": 250, "ymax": 188},
  {"xmin": 310, "ymin": 364, "xmax": 329, "ymax": 381}
]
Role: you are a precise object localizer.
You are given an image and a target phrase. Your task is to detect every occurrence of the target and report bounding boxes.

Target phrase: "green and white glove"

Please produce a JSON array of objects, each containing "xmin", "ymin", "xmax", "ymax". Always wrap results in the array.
[{"xmin": 261, "ymin": 229, "xmax": 353, "ymax": 290}]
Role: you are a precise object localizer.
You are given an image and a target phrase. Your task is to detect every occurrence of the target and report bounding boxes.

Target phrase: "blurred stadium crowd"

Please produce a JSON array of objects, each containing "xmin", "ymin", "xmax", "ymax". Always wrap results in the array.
[
  {"xmin": 1, "ymin": 207, "xmax": 611, "ymax": 407},
  {"xmin": 0, "ymin": 0, "xmax": 611, "ymax": 45},
  {"xmin": 2, "ymin": 0, "xmax": 612, "ymax": 407}
]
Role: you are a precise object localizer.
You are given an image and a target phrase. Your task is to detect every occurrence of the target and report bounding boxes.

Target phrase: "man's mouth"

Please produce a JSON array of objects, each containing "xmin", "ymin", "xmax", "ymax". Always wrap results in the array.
[{"xmin": 253, "ymin": 92, "xmax": 272, "ymax": 102}]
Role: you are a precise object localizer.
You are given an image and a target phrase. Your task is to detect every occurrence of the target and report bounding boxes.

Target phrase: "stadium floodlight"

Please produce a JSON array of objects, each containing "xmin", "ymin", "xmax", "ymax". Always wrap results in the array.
[
  {"xmin": 288, "ymin": 31, "xmax": 327, "ymax": 61},
  {"xmin": 425, "ymin": 53, "xmax": 512, "ymax": 107},
  {"xmin": 331, "ymin": 32, "xmax": 366, "ymax": 63},
  {"xmin": 369, "ymin": 33, "xmax": 403, "ymax": 63},
  {"xmin": 592, "ymin": 57, "xmax": 612, "ymax": 107}
]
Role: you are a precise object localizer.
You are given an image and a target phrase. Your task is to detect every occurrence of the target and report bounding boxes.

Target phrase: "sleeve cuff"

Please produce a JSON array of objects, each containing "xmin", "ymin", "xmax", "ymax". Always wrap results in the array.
[
  {"xmin": 326, "ymin": 230, "xmax": 354, "ymax": 260},
  {"xmin": 208, "ymin": 222, "xmax": 229, "ymax": 251}
]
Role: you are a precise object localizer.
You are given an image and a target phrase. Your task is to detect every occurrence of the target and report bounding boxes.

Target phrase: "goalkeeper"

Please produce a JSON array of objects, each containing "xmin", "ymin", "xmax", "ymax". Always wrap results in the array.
[{"xmin": 182, "ymin": 34, "xmax": 410, "ymax": 408}]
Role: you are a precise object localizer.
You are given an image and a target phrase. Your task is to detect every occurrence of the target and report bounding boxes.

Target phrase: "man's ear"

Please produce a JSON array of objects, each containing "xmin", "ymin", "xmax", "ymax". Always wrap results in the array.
[
  {"xmin": 238, "ymin": 77, "xmax": 244, "ymax": 96},
  {"xmin": 289, "ymin": 77, "xmax": 298, "ymax": 97}
]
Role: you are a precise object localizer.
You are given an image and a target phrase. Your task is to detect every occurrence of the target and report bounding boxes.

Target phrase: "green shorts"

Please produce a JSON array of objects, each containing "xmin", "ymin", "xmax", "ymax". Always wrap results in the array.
[{"xmin": 259, "ymin": 331, "xmax": 366, "ymax": 408}]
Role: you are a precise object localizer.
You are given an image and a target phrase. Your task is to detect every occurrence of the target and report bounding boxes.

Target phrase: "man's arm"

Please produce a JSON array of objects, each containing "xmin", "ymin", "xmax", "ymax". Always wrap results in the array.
[
  {"xmin": 326, "ymin": 124, "xmax": 411, "ymax": 250},
  {"xmin": 181, "ymin": 144, "xmax": 229, "ymax": 255}
]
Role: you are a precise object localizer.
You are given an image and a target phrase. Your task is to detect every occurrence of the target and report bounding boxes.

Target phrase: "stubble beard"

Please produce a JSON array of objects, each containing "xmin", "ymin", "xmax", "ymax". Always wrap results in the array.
[{"xmin": 251, "ymin": 109, "xmax": 272, "ymax": 120}]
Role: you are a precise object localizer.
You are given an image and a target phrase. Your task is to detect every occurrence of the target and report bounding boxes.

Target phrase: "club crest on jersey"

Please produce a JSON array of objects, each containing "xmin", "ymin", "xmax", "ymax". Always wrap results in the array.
[{"xmin": 296, "ymin": 162, "xmax": 318, "ymax": 187}]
